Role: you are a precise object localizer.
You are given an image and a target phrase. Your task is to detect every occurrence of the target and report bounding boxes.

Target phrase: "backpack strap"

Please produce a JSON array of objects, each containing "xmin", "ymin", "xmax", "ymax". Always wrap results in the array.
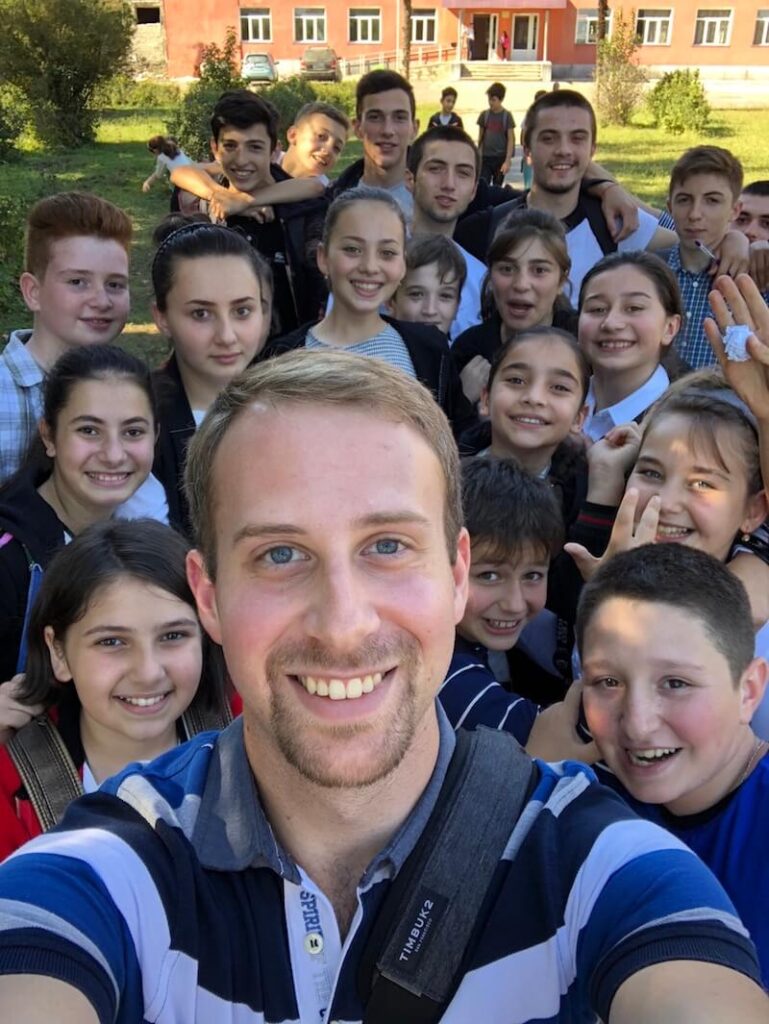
[
  {"xmin": 7, "ymin": 717, "xmax": 83, "ymax": 832},
  {"xmin": 360, "ymin": 727, "xmax": 538, "ymax": 1023},
  {"xmin": 180, "ymin": 699, "xmax": 233, "ymax": 740},
  {"xmin": 15, "ymin": 553, "xmax": 44, "ymax": 674}
]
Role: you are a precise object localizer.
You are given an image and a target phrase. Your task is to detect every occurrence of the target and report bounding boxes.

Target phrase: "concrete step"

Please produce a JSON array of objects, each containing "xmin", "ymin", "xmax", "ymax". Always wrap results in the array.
[{"xmin": 460, "ymin": 61, "xmax": 547, "ymax": 81}]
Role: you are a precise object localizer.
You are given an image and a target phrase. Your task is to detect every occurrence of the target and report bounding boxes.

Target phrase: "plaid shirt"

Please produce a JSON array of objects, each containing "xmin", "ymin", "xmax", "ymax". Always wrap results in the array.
[{"xmin": 0, "ymin": 330, "xmax": 44, "ymax": 482}]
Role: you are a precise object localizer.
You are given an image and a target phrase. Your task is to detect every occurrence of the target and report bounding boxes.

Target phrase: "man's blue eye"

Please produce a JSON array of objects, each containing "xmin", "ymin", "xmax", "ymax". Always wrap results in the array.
[
  {"xmin": 375, "ymin": 539, "xmax": 400, "ymax": 555},
  {"xmin": 268, "ymin": 546, "xmax": 295, "ymax": 564}
]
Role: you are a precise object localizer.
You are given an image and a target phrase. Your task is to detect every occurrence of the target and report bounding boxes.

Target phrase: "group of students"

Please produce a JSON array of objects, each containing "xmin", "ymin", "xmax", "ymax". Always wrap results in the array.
[{"xmin": 2, "ymin": 68, "xmax": 769, "ymax": 997}]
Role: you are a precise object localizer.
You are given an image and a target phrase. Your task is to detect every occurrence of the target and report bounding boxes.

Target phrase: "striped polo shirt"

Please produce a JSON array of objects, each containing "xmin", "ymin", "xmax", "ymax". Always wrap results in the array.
[{"xmin": 0, "ymin": 711, "xmax": 759, "ymax": 1023}]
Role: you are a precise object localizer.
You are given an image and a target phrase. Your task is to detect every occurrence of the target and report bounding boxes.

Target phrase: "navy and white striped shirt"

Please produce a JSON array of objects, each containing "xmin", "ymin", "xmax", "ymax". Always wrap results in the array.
[{"xmin": 0, "ymin": 711, "xmax": 759, "ymax": 1023}]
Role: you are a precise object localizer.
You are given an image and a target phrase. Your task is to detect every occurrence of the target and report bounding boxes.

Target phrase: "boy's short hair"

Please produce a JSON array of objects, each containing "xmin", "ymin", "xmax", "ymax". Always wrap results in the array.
[
  {"xmin": 293, "ymin": 100, "xmax": 350, "ymax": 134},
  {"xmin": 402, "ymin": 234, "xmax": 467, "ymax": 294},
  {"xmin": 441, "ymin": 87, "xmax": 458, "ymax": 101},
  {"xmin": 576, "ymin": 544, "xmax": 755, "ymax": 684},
  {"xmin": 407, "ymin": 125, "xmax": 480, "ymax": 178},
  {"xmin": 461, "ymin": 457, "xmax": 564, "ymax": 564},
  {"xmin": 211, "ymin": 89, "xmax": 279, "ymax": 150},
  {"xmin": 742, "ymin": 179, "xmax": 769, "ymax": 197},
  {"xmin": 486, "ymin": 82, "xmax": 506, "ymax": 101},
  {"xmin": 24, "ymin": 192, "xmax": 133, "ymax": 280},
  {"xmin": 356, "ymin": 69, "xmax": 415, "ymax": 118},
  {"xmin": 522, "ymin": 89, "xmax": 597, "ymax": 149},
  {"xmin": 668, "ymin": 145, "xmax": 743, "ymax": 201}
]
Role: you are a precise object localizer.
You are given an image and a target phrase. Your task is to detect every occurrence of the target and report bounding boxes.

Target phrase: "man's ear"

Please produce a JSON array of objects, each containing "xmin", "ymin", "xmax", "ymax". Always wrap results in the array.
[
  {"xmin": 739, "ymin": 657, "xmax": 769, "ymax": 725},
  {"xmin": 353, "ymin": 118, "xmax": 363, "ymax": 142},
  {"xmin": 286, "ymin": 125, "xmax": 298, "ymax": 147},
  {"xmin": 411, "ymin": 118, "xmax": 420, "ymax": 141},
  {"xmin": 452, "ymin": 527, "xmax": 471, "ymax": 626},
  {"xmin": 210, "ymin": 137, "xmax": 219, "ymax": 161},
  {"xmin": 44, "ymin": 626, "xmax": 73, "ymax": 683},
  {"xmin": 187, "ymin": 549, "xmax": 223, "ymax": 645},
  {"xmin": 19, "ymin": 271, "xmax": 42, "ymax": 313},
  {"xmin": 404, "ymin": 168, "xmax": 415, "ymax": 195}
]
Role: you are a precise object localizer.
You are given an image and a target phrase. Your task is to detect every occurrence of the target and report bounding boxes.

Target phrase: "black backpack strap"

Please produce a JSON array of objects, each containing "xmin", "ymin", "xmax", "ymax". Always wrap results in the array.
[
  {"xmin": 180, "ymin": 700, "xmax": 233, "ymax": 740},
  {"xmin": 360, "ymin": 727, "xmax": 538, "ymax": 1023},
  {"xmin": 7, "ymin": 717, "xmax": 83, "ymax": 831}
]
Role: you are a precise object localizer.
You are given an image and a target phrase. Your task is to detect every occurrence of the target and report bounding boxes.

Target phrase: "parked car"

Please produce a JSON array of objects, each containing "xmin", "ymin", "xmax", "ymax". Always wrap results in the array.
[
  {"xmin": 300, "ymin": 47, "xmax": 342, "ymax": 82},
  {"xmin": 242, "ymin": 52, "xmax": 278, "ymax": 83}
]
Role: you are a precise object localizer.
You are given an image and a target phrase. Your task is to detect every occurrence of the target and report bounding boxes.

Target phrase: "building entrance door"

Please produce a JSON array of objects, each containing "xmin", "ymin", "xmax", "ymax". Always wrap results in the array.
[{"xmin": 511, "ymin": 14, "xmax": 538, "ymax": 60}]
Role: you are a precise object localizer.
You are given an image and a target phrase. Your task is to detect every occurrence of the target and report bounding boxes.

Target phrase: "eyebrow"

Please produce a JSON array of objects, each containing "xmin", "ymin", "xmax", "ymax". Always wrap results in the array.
[
  {"xmin": 233, "ymin": 510, "xmax": 433, "ymax": 546},
  {"xmin": 501, "ymin": 361, "xmax": 581, "ymax": 385},
  {"xmin": 339, "ymin": 235, "xmax": 401, "ymax": 245},
  {"xmin": 83, "ymin": 617, "xmax": 199, "ymax": 637},
  {"xmin": 585, "ymin": 289, "xmax": 653, "ymax": 301},
  {"xmin": 636, "ymin": 454, "xmax": 731, "ymax": 480},
  {"xmin": 183, "ymin": 297, "xmax": 256, "ymax": 306},
  {"xmin": 424, "ymin": 158, "xmax": 476, "ymax": 172},
  {"xmin": 57, "ymin": 268, "xmax": 127, "ymax": 278},
  {"xmin": 585, "ymin": 656, "xmax": 709, "ymax": 674},
  {"xmin": 69, "ymin": 414, "xmax": 151, "ymax": 426}
]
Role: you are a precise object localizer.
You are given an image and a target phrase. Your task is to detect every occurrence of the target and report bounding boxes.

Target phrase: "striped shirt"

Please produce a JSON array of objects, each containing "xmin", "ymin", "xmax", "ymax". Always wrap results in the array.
[
  {"xmin": 0, "ymin": 712, "xmax": 759, "ymax": 1023},
  {"xmin": 305, "ymin": 323, "xmax": 416, "ymax": 378}
]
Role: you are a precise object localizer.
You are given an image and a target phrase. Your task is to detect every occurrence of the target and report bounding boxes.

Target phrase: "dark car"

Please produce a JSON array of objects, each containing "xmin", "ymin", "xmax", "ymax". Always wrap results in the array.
[
  {"xmin": 242, "ymin": 52, "xmax": 278, "ymax": 83},
  {"xmin": 300, "ymin": 46, "xmax": 342, "ymax": 82}
]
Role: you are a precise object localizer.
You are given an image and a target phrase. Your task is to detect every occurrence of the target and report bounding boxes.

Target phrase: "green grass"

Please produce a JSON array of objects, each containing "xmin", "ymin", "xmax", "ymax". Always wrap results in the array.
[{"xmin": 2, "ymin": 104, "xmax": 769, "ymax": 364}]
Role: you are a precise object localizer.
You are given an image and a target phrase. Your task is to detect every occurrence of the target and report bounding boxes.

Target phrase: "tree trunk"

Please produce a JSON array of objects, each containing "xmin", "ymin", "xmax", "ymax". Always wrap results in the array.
[
  {"xmin": 401, "ymin": 0, "xmax": 412, "ymax": 77},
  {"xmin": 597, "ymin": 0, "xmax": 609, "ymax": 42}
]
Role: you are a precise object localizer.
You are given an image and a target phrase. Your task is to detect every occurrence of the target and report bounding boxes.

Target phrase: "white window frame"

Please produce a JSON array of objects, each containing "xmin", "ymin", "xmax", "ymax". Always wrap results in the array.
[
  {"xmin": 755, "ymin": 9, "xmax": 769, "ymax": 45},
  {"xmin": 636, "ymin": 8, "xmax": 673, "ymax": 45},
  {"xmin": 294, "ymin": 7, "xmax": 326, "ymax": 43},
  {"xmin": 411, "ymin": 8, "xmax": 437, "ymax": 44},
  {"xmin": 693, "ymin": 8, "xmax": 733, "ymax": 46},
  {"xmin": 241, "ymin": 8, "xmax": 271, "ymax": 43},
  {"xmin": 349, "ymin": 8, "xmax": 382, "ymax": 44},
  {"xmin": 574, "ymin": 7, "xmax": 612, "ymax": 45}
]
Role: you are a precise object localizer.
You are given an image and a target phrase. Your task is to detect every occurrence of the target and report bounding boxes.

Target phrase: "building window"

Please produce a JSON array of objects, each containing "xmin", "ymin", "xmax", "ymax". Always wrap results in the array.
[
  {"xmin": 411, "ymin": 9, "xmax": 437, "ymax": 44},
  {"xmin": 694, "ymin": 8, "xmax": 732, "ymax": 45},
  {"xmin": 135, "ymin": 4, "xmax": 160, "ymax": 23},
  {"xmin": 636, "ymin": 8, "xmax": 672, "ymax": 45},
  {"xmin": 241, "ymin": 8, "xmax": 271, "ymax": 42},
  {"xmin": 294, "ymin": 7, "xmax": 326, "ymax": 43},
  {"xmin": 575, "ymin": 7, "xmax": 611, "ymax": 44},
  {"xmin": 349, "ymin": 8, "xmax": 381, "ymax": 43},
  {"xmin": 755, "ymin": 10, "xmax": 769, "ymax": 45}
]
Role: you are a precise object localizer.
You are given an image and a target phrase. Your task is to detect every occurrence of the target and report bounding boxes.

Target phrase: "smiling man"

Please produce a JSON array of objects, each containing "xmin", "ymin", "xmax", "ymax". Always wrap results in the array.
[{"xmin": 1, "ymin": 351, "xmax": 768, "ymax": 1024}]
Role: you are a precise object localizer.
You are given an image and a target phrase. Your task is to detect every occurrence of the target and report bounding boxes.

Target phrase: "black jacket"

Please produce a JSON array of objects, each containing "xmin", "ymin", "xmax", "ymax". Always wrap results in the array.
[
  {"xmin": 152, "ymin": 356, "xmax": 196, "ymax": 538},
  {"xmin": 264, "ymin": 316, "xmax": 478, "ymax": 439},
  {"xmin": 226, "ymin": 165, "xmax": 329, "ymax": 335},
  {"xmin": 451, "ymin": 309, "xmax": 579, "ymax": 374},
  {"xmin": 0, "ymin": 469, "xmax": 68, "ymax": 679}
]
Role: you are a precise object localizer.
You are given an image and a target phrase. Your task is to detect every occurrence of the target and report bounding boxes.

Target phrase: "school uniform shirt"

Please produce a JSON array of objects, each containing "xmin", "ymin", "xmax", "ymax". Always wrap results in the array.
[
  {"xmin": 449, "ymin": 242, "xmax": 485, "ymax": 342},
  {"xmin": 583, "ymin": 364, "xmax": 670, "ymax": 442}
]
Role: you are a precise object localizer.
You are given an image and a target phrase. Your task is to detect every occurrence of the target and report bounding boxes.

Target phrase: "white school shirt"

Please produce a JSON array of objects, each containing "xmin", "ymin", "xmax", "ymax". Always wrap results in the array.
[
  {"xmin": 450, "ymin": 242, "xmax": 486, "ymax": 343},
  {"xmin": 583, "ymin": 365, "xmax": 670, "ymax": 442},
  {"xmin": 567, "ymin": 208, "xmax": 659, "ymax": 299}
]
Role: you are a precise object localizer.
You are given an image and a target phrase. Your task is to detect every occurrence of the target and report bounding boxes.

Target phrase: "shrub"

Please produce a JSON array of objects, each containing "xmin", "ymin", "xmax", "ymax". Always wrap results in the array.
[
  {"xmin": 595, "ymin": 11, "xmax": 646, "ymax": 127},
  {"xmin": 260, "ymin": 78, "xmax": 317, "ymax": 145},
  {"xmin": 0, "ymin": 0, "xmax": 135, "ymax": 148},
  {"xmin": 0, "ymin": 87, "xmax": 26, "ymax": 162},
  {"xmin": 0, "ymin": 173, "xmax": 58, "ymax": 330},
  {"xmin": 647, "ymin": 70, "xmax": 710, "ymax": 135},
  {"xmin": 311, "ymin": 81, "xmax": 357, "ymax": 121},
  {"xmin": 197, "ymin": 27, "xmax": 244, "ymax": 92},
  {"xmin": 166, "ymin": 82, "xmax": 223, "ymax": 161},
  {"xmin": 95, "ymin": 75, "xmax": 182, "ymax": 110}
]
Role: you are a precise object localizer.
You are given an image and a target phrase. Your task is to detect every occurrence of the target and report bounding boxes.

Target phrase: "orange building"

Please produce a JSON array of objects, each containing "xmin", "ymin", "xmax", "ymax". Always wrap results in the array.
[{"xmin": 132, "ymin": 1, "xmax": 769, "ymax": 80}]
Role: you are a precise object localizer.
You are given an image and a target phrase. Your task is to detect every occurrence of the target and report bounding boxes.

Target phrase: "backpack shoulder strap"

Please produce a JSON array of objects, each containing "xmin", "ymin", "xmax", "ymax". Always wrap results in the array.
[
  {"xmin": 180, "ymin": 699, "xmax": 233, "ymax": 740},
  {"xmin": 360, "ymin": 727, "xmax": 538, "ymax": 1023},
  {"xmin": 7, "ymin": 716, "xmax": 83, "ymax": 831}
]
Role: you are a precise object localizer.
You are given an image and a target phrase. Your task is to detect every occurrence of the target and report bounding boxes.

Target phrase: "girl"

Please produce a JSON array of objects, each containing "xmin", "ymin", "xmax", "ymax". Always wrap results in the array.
[
  {"xmin": 578, "ymin": 251, "xmax": 687, "ymax": 442},
  {"xmin": 0, "ymin": 345, "xmax": 157, "ymax": 679},
  {"xmin": 265, "ymin": 185, "xmax": 475, "ymax": 438},
  {"xmin": 0, "ymin": 518, "xmax": 229, "ymax": 860},
  {"xmin": 151, "ymin": 221, "xmax": 272, "ymax": 534},
  {"xmin": 142, "ymin": 135, "xmax": 200, "ymax": 214},
  {"xmin": 452, "ymin": 208, "xmax": 577, "ymax": 404}
]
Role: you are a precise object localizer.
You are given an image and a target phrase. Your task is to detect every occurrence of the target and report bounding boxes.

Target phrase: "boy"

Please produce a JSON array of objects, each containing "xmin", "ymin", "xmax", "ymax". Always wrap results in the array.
[
  {"xmin": 438, "ymin": 457, "xmax": 562, "ymax": 745},
  {"xmin": 387, "ymin": 234, "xmax": 466, "ymax": 339},
  {"xmin": 477, "ymin": 82, "xmax": 515, "ymax": 186},
  {"xmin": 0, "ymin": 192, "xmax": 131, "ymax": 482},
  {"xmin": 427, "ymin": 87, "xmax": 463, "ymax": 130},
  {"xmin": 577, "ymin": 542, "xmax": 769, "ymax": 984},
  {"xmin": 173, "ymin": 90, "xmax": 328, "ymax": 335},
  {"xmin": 733, "ymin": 179, "xmax": 769, "ymax": 243},
  {"xmin": 663, "ymin": 145, "xmax": 750, "ymax": 368},
  {"xmin": 278, "ymin": 101, "xmax": 349, "ymax": 183}
]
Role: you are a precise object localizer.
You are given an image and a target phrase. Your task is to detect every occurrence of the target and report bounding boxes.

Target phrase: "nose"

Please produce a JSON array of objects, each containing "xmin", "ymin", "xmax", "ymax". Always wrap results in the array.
[
  {"xmin": 359, "ymin": 247, "xmax": 379, "ymax": 275},
  {"xmin": 100, "ymin": 430, "xmax": 127, "ymax": 466},
  {"xmin": 422, "ymin": 292, "xmax": 440, "ymax": 318},
  {"xmin": 688, "ymin": 198, "xmax": 705, "ymax": 221},
  {"xmin": 522, "ymin": 378, "xmax": 548, "ymax": 406},
  {"xmin": 620, "ymin": 688, "xmax": 661, "ymax": 742},
  {"xmin": 498, "ymin": 578, "xmax": 526, "ymax": 618},
  {"xmin": 600, "ymin": 305, "xmax": 626, "ymax": 332},
  {"xmin": 306, "ymin": 562, "xmax": 381, "ymax": 653},
  {"xmin": 216, "ymin": 314, "xmax": 238, "ymax": 347},
  {"xmin": 131, "ymin": 644, "xmax": 168, "ymax": 690},
  {"xmin": 655, "ymin": 477, "xmax": 685, "ymax": 514},
  {"xmin": 88, "ymin": 283, "xmax": 113, "ymax": 310}
]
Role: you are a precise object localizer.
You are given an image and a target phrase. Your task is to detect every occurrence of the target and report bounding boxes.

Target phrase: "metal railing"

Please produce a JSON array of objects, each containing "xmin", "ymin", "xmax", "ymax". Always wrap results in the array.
[{"xmin": 341, "ymin": 44, "xmax": 456, "ymax": 76}]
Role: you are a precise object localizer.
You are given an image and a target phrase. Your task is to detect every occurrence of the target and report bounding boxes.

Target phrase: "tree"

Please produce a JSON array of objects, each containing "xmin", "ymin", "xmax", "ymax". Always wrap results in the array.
[
  {"xmin": 595, "ymin": 10, "xmax": 646, "ymax": 126},
  {"xmin": 596, "ymin": 0, "xmax": 609, "ymax": 42},
  {"xmin": 401, "ymin": 0, "xmax": 412, "ymax": 79},
  {"xmin": 0, "ymin": 0, "xmax": 134, "ymax": 148}
]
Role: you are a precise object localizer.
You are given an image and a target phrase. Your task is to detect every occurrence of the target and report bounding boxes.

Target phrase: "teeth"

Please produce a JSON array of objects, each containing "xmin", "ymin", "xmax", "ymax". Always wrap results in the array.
[
  {"xmin": 657, "ymin": 525, "xmax": 690, "ymax": 537},
  {"xmin": 598, "ymin": 340, "xmax": 633, "ymax": 349},
  {"xmin": 513, "ymin": 416, "xmax": 546, "ymax": 425},
  {"xmin": 117, "ymin": 694, "xmax": 168, "ymax": 707},
  {"xmin": 352, "ymin": 282, "xmax": 381, "ymax": 293},
  {"xmin": 628, "ymin": 747, "xmax": 679, "ymax": 764},
  {"xmin": 88, "ymin": 472, "xmax": 129, "ymax": 481},
  {"xmin": 298, "ymin": 671, "xmax": 384, "ymax": 700},
  {"xmin": 487, "ymin": 619, "xmax": 520, "ymax": 629}
]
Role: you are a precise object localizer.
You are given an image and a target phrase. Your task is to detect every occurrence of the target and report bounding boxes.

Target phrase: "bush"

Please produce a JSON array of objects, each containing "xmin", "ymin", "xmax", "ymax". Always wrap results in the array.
[
  {"xmin": 311, "ymin": 81, "xmax": 357, "ymax": 121},
  {"xmin": 0, "ymin": 173, "xmax": 58, "ymax": 331},
  {"xmin": 166, "ymin": 82, "xmax": 223, "ymax": 161},
  {"xmin": 197, "ymin": 27, "xmax": 244, "ymax": 92},
  {"xmin": 95, "ymin": 75, "xmax": 181, "ymax": 110},
  {"xmin": 0, "ymin": 87, "xmax": 26, "ymax": 162},
  {"xmin": 260, "ymin": 78, "xmax": 317, "ymax": 145},
  {"xmin": 595, "ymin": 11, "xmax": 646, "ymax": 126},
  {"xmin": 0, "ymin": 0, "xmax": 135, "ymax": 148},
  {"xmin": 647, "ymin": 70, "xmax": 710, "ymax": 135}
]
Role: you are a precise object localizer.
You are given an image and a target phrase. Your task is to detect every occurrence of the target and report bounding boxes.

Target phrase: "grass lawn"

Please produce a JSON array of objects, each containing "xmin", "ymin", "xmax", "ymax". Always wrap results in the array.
[{"xmin": 2, "ymin": 104, "xmax": 769, "ymax": 365}]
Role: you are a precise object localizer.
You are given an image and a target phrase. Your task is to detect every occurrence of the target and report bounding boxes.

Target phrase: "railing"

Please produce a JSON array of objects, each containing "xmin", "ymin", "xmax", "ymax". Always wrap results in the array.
[{"xmin": 341, "ymin": 44, "xmax": 456, "ymax": 76}]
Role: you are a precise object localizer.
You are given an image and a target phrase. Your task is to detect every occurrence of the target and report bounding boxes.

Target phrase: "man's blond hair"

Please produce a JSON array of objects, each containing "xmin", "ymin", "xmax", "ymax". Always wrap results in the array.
[{"xmin": 185, "ymin": 350, "xmax": 463, "ymax": 576}]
